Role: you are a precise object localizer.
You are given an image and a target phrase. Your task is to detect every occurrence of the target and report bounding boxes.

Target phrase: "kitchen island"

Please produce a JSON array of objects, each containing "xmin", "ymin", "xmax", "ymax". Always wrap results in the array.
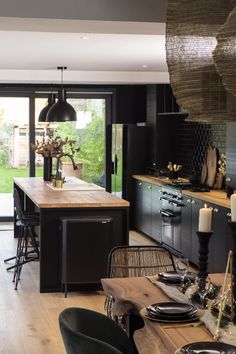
[{"xmin": 13, "ymin": 177, "xmax": 129, "ymax": 293}]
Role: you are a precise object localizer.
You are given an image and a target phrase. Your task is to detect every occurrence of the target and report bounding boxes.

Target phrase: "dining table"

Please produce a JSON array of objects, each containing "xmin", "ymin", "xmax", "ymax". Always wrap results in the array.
[
  {"xmin": 101, "ymin": 274, "xmax": 224, "ymax": 354},
  {"xmin": 13, "ymin": 177, "xmax": 129, "ymax": 293}
]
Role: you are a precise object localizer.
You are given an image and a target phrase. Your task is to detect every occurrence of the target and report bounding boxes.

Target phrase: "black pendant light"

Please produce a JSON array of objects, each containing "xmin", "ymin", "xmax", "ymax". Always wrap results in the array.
[
  {"xmin": 46, "ymin": 66, "xmax": 77, "ymax": 122},
  {"xmin": 38, "ymin": 93, "xmax": 56, "ymax": 122}
]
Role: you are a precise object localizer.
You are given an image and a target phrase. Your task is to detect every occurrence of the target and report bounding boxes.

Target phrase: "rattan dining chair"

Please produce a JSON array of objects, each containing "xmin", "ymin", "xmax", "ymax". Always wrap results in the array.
[{"xmin": 104, "ymin": 245, "xmax": 176, "ymax": 333}]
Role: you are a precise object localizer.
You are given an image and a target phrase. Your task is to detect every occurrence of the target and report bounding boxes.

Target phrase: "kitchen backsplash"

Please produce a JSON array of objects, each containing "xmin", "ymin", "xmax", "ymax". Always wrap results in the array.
[{"xmin": 175, "ymin": 118, "xmax": 226, "ymax": 177}]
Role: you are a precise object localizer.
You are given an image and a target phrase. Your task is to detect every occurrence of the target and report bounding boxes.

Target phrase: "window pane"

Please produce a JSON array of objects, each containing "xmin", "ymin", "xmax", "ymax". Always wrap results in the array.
[{"xmin": 0, "ymin": 97, "xmax": 29, "ymax": 217}]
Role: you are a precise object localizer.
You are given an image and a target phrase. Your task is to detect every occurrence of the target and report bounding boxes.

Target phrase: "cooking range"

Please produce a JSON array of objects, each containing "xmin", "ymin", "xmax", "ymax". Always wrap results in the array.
[{"xmin": 160, "ymin": 186, "xmax": 184, "ymax": 253}]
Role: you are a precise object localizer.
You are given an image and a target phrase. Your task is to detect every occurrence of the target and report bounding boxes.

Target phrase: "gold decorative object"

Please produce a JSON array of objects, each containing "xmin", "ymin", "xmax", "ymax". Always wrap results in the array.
[
  {"xmin": 213, "ymin": 6, "xmax": 236, "ymax": 99},
  {"xmin": 212, "ymin": 250, "xmax": 233, "ymax": 340},
  {"xmin": 166, "ymin": 0, "xmax": 236, "ymax": 122}
]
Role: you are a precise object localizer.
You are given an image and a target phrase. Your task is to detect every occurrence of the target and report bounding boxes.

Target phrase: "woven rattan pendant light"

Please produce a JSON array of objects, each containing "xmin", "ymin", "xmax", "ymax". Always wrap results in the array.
[
  {"xmin": 213, "ymin": 6, "xmax": 236, "ymax": 98},
  {"xmin": 166, "ymin": 0, "xmax": 236, "ymax": 122}
]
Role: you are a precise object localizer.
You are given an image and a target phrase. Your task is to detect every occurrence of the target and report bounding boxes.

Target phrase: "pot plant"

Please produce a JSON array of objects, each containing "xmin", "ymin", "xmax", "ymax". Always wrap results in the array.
[{"xmin": 31, "ymin": 135, "xmax": 80, "ymax": 181}]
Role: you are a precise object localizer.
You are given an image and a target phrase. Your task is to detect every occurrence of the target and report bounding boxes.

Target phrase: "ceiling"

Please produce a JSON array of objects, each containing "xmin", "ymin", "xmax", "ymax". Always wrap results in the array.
[{"xmin": 0, "ymin": 17, "xmax": 169, "ymax": 84}]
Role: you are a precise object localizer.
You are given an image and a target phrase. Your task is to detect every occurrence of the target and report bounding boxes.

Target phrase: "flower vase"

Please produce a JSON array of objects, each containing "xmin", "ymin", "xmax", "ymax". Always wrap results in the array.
[{"xmin": 43, "ymin": 157, "xmax": 52, "ymax": 181}]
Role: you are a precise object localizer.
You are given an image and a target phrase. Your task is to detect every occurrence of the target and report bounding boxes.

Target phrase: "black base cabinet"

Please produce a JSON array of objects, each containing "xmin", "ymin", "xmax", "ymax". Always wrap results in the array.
[
  {"xmin": 133, "ymin": 180, "xmax": 162, "ymax": 243},
  {"xmin": 133, "ymin": 178, "xmax": 233, "ymax": 273},
  {"xmin": 61, "ymin": 217, "xmax": 114, "ymax": 290}
]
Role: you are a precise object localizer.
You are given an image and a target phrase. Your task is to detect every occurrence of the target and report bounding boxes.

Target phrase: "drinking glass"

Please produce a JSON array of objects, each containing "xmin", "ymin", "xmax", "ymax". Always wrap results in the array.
[
  {"xmin": 175, "ymin": 257, "xmax": 189, "ymax": 291},
  {"xmin": 195, "ymin": 276, "xmax": 211, "ymax": 309}
]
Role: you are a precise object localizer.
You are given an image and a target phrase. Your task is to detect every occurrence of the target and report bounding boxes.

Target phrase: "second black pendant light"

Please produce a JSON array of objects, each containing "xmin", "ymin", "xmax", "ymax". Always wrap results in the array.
[{"xmin": 46, "ymin": 66, "xmax": 77, "ymax": 122}]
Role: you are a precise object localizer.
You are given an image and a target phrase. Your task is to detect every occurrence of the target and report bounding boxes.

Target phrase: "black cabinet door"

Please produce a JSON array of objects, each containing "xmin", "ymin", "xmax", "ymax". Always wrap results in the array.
[
  {"xmin": 151, "ymin": 184, "xmax": 162, "ymax": 243},
  {"xmin": 226, "ymin": 123, "xmax": 236, "ymax": 188},
  {"xmin": 211, "ymin": 204, "xmax": 231, "ymax": 273},
  {"xmin": 133, "ymin": 180, "xmax": 152, "ymax": 236},
  {"xmin": 181, "ymin": 195, "xmax": 192, "ymax": 259}
]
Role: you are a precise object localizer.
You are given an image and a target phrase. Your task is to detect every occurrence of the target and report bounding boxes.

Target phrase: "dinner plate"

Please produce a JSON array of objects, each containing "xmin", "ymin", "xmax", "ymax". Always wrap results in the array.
[
  {"xmin": 140, "ymin": 308, "xmax": 200, "ymax": 323},
  {"xmin": 159, "ymin": 271, "xmax": 196, "ymax": 284},
  {"xmin": 152, "ymin": 302, "xmax": 196, "ymax": 316},
  {"xmin": 147, "ymin": 307, "xmax": 197, "ymax": 320},
  {"xmin": 180, "ymin": 341, "xmax": 236, "ymax": 354}
]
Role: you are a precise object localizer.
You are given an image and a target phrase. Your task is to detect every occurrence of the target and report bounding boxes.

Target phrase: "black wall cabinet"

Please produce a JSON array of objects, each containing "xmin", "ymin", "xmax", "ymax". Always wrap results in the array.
[{"xmin": 113, "ymin": 85, "xmax": 146, "ymax": 124}]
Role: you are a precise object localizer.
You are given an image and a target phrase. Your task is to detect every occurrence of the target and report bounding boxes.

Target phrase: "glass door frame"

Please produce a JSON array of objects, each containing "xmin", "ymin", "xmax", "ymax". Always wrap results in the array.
[{"xmin": 0, "ymin": 87, "xmax": 114, "ymax": 221}]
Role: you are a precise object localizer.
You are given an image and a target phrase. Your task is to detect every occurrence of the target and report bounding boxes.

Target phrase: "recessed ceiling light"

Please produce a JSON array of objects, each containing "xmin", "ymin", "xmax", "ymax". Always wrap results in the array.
[
  {"xmin": 142, "ymin": 64, "xmax": 148, "ymax": 68},
  {"xmin": 81, "ymin": 36, "xmax": 90, "ymax": 40}
]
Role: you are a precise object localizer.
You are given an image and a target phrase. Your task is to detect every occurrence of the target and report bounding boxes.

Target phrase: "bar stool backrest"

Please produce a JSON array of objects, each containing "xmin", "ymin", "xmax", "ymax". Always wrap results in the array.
[{"xmin": 14, "ymin": 188, "xmax": 25, "ymax": 222}]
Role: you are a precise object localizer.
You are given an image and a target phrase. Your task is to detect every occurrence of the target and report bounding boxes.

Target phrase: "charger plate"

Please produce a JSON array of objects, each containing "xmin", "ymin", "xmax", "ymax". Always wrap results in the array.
[
  {"xmin": 180, "ymin": 341, "xmax": 236, "ymax": 354},
  {"xmin": 140, "ymin": 308, "xmax": 200, "ymax": 323}
]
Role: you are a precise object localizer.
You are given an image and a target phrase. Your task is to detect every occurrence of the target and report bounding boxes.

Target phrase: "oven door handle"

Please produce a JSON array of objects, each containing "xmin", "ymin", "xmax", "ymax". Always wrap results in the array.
[{"xmin": 160, "ymin": 210, "xmax": 175, "ymax": 217}]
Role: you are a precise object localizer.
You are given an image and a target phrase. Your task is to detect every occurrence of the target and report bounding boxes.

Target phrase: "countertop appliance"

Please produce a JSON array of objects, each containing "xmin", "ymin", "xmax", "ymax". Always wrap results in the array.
[{"xmin": 160, "ymin": 186, "xmax": 184, "ymax": 253}]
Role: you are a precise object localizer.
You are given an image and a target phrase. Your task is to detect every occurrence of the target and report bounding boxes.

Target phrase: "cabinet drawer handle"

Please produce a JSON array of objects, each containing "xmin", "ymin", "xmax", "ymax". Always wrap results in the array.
[
  {"xmin": 138, "ymin": 182, "xmax": 142, "ymax": 186},
  {"xmin": 213, "ymin": 208, "xmax": 218, "ymax": 213},
  {"xmin": 227, "ymin": 212, "xmax": 231, "ymax": 217},
  {"xmin": 191, "ymin": 200, "xmax": 196, "ymax": 205},
  {"xmin": 148, "ymin": 186, "xmax": 152, "ymax": 189}
]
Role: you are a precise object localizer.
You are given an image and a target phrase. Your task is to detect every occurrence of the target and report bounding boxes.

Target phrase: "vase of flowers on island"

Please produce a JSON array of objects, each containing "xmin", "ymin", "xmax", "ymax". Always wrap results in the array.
[{"xmin": 31, "ymin": 135, "xmax": 80, "ymax": 181}]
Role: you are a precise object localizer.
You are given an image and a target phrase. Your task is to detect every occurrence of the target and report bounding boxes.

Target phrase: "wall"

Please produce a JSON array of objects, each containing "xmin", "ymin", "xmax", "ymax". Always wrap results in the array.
[{"xmin": 0, "ymin": 0, "xmax": 167, "ymax": 22}]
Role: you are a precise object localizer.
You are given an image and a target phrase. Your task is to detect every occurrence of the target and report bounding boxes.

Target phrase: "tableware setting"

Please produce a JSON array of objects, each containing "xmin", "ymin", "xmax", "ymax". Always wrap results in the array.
[
  {"xmin": 140, "ymin": 302, "xmax": 200, "ymax": 323},
  {"xmin": 158, "ymin": 270, "xmax": 197, "ymax": 286},
  {"xmin": 176, "ymin": 341, "xmax": 236, "ymax": 354}
]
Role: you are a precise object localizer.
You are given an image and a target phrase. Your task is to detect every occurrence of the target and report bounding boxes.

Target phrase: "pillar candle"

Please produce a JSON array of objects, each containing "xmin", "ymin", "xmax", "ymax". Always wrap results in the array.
[
  {"xmin": 231, "ymin": 194, "xmax": 236, "ymax": 222},
  {"xmin": 198, "ymin": 204, "xmax": 212, "ymax": 232}
]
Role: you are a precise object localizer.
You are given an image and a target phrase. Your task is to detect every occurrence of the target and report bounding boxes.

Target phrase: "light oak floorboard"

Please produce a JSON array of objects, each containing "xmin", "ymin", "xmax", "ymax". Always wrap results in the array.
[{"xmin": 0, "ymin": 227, "xmax": 153, "ymax": 354}]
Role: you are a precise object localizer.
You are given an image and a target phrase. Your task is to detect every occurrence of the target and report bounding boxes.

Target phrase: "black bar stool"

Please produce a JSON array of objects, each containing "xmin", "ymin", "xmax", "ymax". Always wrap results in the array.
[{"xmin": 4, "ymin": 188, "xmax": 40, "ymax": 290}]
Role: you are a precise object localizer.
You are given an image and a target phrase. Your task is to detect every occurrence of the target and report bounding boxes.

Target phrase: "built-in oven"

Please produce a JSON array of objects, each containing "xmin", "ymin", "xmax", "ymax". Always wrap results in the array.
[{"xmin": 160, "ymin": 186, "xmax": 184, "ymax": 253}]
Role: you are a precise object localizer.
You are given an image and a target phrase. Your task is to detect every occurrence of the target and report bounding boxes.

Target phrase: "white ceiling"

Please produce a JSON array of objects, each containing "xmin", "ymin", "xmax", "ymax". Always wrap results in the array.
[{"xmin": 0, "ymin": 17, "xmax": 169, "ymax": 84}]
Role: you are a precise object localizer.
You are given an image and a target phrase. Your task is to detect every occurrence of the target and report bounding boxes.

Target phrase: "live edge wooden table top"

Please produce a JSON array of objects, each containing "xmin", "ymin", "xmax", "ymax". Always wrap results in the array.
[
  {"xmin": 101, "ymin": 274, "xmax": 223, "ymax": 354},
  {"xmin": 14, "ymin": 177, "xmax": 129, "ymax": 293}
]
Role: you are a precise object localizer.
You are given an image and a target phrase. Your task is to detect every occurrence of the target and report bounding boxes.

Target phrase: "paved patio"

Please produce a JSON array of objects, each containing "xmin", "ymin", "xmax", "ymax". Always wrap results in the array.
[{"xmin": 0, "ymin": 193, "xmax": 13, "ymax": 217}]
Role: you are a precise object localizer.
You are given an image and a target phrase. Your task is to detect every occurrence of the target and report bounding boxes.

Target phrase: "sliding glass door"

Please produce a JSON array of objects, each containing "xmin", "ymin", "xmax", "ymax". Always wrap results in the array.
[
  {"xmin": 0, "ymin": 90, "xmax": 111, "ymax": 220},
  {"xmin": 35, "ymin": 97, "xmax": 106, "ymax": 185},
  {"xmin": 0, "ymin": 97, "xmax": 29, "ymax": 219}
]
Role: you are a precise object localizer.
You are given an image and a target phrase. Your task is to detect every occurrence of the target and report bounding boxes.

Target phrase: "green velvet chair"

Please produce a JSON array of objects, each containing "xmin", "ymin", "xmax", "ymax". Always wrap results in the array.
[{"xmin": 59, "ymin": 307, "xmax": 137, "ymax": 354}]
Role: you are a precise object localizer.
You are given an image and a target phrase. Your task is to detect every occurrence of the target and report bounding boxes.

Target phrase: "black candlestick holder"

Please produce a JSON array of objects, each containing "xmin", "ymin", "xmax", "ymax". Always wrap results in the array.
[
  {"xmin": 228, "ymin": 221, "xmax": 236, "ymax": 323},
  {"xmin": 196, "ymin": 231, "xmax": 213, "ymax": 288}
]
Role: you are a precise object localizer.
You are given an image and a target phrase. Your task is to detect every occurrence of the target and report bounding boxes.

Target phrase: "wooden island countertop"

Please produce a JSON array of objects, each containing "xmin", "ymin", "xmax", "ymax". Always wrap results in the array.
[{"xmin": 14, "ymin": 177, "xmax": 129, "ymax": 209}]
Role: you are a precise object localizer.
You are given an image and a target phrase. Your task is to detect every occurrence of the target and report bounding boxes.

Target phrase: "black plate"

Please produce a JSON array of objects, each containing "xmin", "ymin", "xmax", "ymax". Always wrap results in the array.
[
  {"xmin": 146, "ymin": 309, "xmax": 197, "ymax": 321},
  {"xmin": 152, "ymin": 302, "xmax": 196, "ymax": 316},
  {"xmin": 140, "ymin": 308, "xmax": 199, "ymax": 323},
  {"xmin": 181, "ymin": 341, "xmax": 236, "ymax": 354},
  {"xmin": 159, "ymin": 271, "xmax": 196, "ymax": 284}
]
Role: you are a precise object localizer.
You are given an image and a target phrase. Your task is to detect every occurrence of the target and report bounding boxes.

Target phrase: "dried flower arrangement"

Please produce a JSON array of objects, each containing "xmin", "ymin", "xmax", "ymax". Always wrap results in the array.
[{"xmin": 31, "ymin": 135, "xmax": 80, "ymax": 158}]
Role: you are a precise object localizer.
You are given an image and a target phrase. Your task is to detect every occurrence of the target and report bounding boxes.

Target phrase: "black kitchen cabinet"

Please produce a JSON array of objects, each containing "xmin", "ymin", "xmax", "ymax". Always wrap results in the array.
[
  {"xmin": 226, "ymin": 122, "xmax": 236, "ymax": 188},
  {"xmin": 208, "ymin": 203, "xmax": 231, "ymax": 273},
  {"xmin": 113, "ymin": 85, "xmax": 146, "ymax": 124},
  {"xmin": 151, "ymin": 184, "xmax": 162, "ymax": 243},
  {"xmin": 133, "ymin": 180, "xmax": 152, "ymax": 236},
  {"xmin": 181, "ymin": 195, "xmax": 193, "ymax": 259},
  {"xmin": 133, "ymin": 179, "xmax": 162, "ymax": 242}
]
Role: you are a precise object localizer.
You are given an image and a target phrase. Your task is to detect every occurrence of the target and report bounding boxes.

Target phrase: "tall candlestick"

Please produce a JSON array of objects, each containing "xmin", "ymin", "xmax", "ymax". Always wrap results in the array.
[
  {"xmin": 231, "ymin": 194, "xmax": 236, "ymax": 222},
  {"xmin": 198, "ymin": 204, "xmax": 212, "ymax": 232}
]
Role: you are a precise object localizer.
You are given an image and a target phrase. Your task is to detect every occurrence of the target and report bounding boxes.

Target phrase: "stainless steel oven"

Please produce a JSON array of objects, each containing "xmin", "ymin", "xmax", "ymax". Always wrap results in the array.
[{"xmin": 160, "ymin": 186, "xmax": 183, "ymax": 253}]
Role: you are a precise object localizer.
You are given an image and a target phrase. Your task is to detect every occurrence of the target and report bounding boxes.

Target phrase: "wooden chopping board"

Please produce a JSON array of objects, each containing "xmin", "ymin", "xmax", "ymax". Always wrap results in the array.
[{"xmin": 205, "ymin": 147, "xmax": 217, "ymax": 187}]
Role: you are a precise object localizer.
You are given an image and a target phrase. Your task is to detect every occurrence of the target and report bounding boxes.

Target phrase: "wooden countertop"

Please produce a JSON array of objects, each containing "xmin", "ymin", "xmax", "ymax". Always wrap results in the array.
[
  {"xmin": 14, "ymin": 177, "xmax": 129, "ymax": 208},
  {"xmin": 133, "ymin": 175, "xmax": 230, "ymax": 209}
]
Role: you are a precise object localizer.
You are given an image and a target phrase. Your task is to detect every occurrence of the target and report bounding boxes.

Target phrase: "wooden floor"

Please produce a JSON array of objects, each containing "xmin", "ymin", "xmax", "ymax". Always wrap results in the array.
[{"xmin": 0, "ymin": 227, "xmax": 157, "ymax": 354}]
